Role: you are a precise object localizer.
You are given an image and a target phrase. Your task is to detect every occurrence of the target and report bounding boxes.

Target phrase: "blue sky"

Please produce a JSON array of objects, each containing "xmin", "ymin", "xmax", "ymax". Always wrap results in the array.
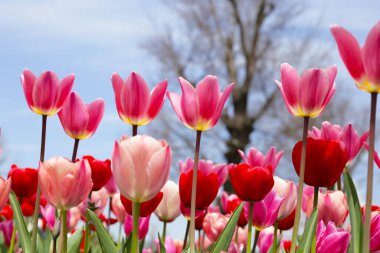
[{"xmin": 0, "ymin": 0, "xmax": 379, "ymax": 242}]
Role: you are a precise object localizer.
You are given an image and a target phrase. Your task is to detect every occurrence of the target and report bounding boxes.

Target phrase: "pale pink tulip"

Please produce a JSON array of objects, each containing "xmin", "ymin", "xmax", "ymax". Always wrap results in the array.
[
  {"xmin": 238, "ymin": 146, "xmax": 283, "ymax": 174},
  {"xmin": 203, "ymin": 212, "xmax": 230, "ymax": 242},
  {"xmin": 316, "ymin": 221, "xmax": 350, "ymax": 253},
  {"xmin": 154, "ymin": 180, "xmax": 181, "ymax": 222},
  {"xmin": 0, "ymin": 176, "xmax": 11, "ymax": 210},
  {"xmin": 302, "ymin": 185, "xmax": 314, "ymax": 214},
  {"xmin": 58, "ymin": 92, "xmax": 104, "ymax": 140},
  {"xmin": 112, "ymin": 135, "xmax": 171, "ymax": 202},
  {"xmin": 275, "ymin": 63, "xmax": 337, "ymax": 118},
  {"xmin": 167, "ymin": 75, "xmax": 234, "ymax": 131},
  {"xmin": 111, "ymin": 72, "xmax": 167, "ymax": 126},
  {"xmin": 39, "ymin": 157, "xmax": 93, "ymax": 210},
  {"xmin": 111, "ymin": 193, "xmax": 127, "ymax": 223},
  {"xmin": 20, "ymin": 69, "xmax": 74, "ymax": 116},
  {"xmin": 78, "ymin": 188, "xmax": 108, "ymax": 217},
  {"xmin": 68, "ymin": 207, "xmax": 81, "ymax": 232},
  {"xmin": 124, "ymin": 214, "xmax": 150, "ymax": 240},
  {"xmin": 273, "ymin": 176, "xmax": 297, "ymax": 220},
  {"xmin": 331, "ymin": 22, "xmax": 380, "ymax": 92}
]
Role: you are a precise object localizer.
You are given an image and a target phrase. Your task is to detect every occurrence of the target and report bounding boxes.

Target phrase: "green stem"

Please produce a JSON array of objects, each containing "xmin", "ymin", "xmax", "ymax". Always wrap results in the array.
[
  {"xmin": 8, "ymin": 222, "xmax": 16, "ymax": 253},
  {"xmin": 290, "ymin": 116, "xmax": 310, "ymax": 253},
  {"xmin": 162, "ymin": 220, "xmax": 167, "ymax": 242},
  {"xmin": 247, "ymin": 201, "xmax": 254, "ymax": 252},
  {"xmin": 60, "ymin": 210, "xmax": 68, "ymax": 253},
  {"xmin": 363, "ymin": 92, "xmax": 378, "ymax": 252},
  {"xmin": 183, "ymin": 220, "xmax": 190, "ymax": 250},
  {"xmin": 189, "ymin": 130, "xmax": 202, "ymax": 253},
  {"xmin": 337, "ymin": 176, "xmax": 342, "ymax": 191},
  {"xmin": 131, "ymin": 201, "xmax": 141, "ymax": 253},
  {"xmin": 311, "ymin": 186, "xmax": 319, "ymax": 253},
  {"xmin": 83, "ymin": 191, "xmax": 93, "ymax": 253},
  {"xmin": 273, "ymin": 221, "xmax": 278, "ymax": 252},
  {"xmin": 31, "ymin": 115, "xmax": 47, "ymax": 253},
  {"xmin": 252, "ymin": 229, "xmax": 260, "ymax": 253}
]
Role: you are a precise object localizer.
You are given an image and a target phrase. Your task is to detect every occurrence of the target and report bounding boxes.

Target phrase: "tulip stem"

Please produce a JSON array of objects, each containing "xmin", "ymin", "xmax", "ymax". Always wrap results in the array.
[
  {"xmin": 84, "ymin": 192, "xmax": 93, "ymax": 253},
  {"xmin": 162, "ymin": 220, "xmax": 167, "ymax": 242},
  {"xmin": 252, "ymin": 229, "xmax": 260, "ymax": 253},
  {"xmin": 132, "ymin": 125, "xmax": 138, "ymax": 136},
  {"xmin": 183, "ymin": 220, "xmax": 190, "ymax": 250},
  {"xmin": 8, "ymin": 223, "xmax": 16, "ymax": 253},
  {"xmin": 189, "ymin": 130, "xmax": 202, "ymax": 253},
  {"xmin": 107, "ymin": 196, "xmax": 112, "ymax": 232},
  {"xmin": 337, "ymin": 177, "xmax": 342, "ymax": 191},
  {"xmin": 311, "ymin": 186, "xmax": 319, "ymax": 253},
  {"xmin": 273, "ymin": 221, "xmax": 278, "ymax": 252},
  {"xmin": 247, "ymin": 201, "xmax": 254, "ymax": 252},
  {"xmin": 31, "ymin": 115, "xmax": 47, "ymax": 253},
  {"xmin": 131, "ymin": 201, "xmax": 141, "ymax": 253},
  {"xmin": 290, "ymin": 116, "xmax": 310, "ymax": 253},
  {"xmin": 198, "ymin": 230, "xmax": 202, "ymax": 252},
  {"xmin": 60, "ymin": 210, "xmax": 68, "ymax": 253},
  {"xmin": 71, "ymin": 139, "xmax": 80, "ymax": 162},
  {"xmin": 313, "ymin": 186, "xmax": 319, "ymax": 210},
  {"xmin": 363, "ymin": 92, "xmax": 378, "ymax": 253}
]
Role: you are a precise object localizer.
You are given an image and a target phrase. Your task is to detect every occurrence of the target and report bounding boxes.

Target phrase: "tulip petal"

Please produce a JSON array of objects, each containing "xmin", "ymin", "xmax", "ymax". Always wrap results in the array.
[
  {"xmin": 363, "ymin": 21, "xmax": 380, "ymax": 86},
  {"xmin": 277, "ymin": 63, "xmax": 300, "ymax": 115},
  {"xmin": 166, "ymin": 92, "xmax": 185, "ymax": 123},
  {"xmin": 196, "ymin": 75, "xmax": 220, "ymax": 121},
  {"xmin": 32, "ymin": 71, "xmax": 60, "ymax": 114},
  {"xmin": 56, "ymin": 74, "xmax": 75, "ymax": 111},
  {"xmin": 20, "ymin": 69, "xmax": 37, "ymax": 109},
  {"xmin": 211, "ymin": 83, "xmax": 234, "ymax": 127},
  {"xmin": 111, "ymin": 73, "xmax": 124, "ymax": 119},
  {"xmin": 85, "ymin": 98, "xmax": 105, "ymax": 138},
  {"xmin": 179, "ymin": 77, "xmax": 199, "ymax": 128},
  {"xmin": 146, "ymin": 80, "xmax": 168, "ymax": 122}
]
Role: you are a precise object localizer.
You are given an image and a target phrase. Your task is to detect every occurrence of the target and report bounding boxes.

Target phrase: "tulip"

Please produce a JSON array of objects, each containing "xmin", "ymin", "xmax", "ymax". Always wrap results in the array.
[
  {"xmin": 20, "ymin": 69, "xmax": 74, "ymax": 116},
  {"xmin": 124, "ymin": 214, "xmax": 151, "ymax": 240},
  {"xmin": 121, "ymin": 192, "xmax": 163, "ymax": 217},
  {"xmin": 104, "ymin": 174, "xmax": 118, "ymax": 196},
  {"xmin": 179, "ymin": 159, "xmax": 226, "ymax": 211},
  {"xmin": 79, "ymin": 188, "xmax": 109, "ymax": 217},
  {"xmin": 229, "ymin": 163, "xmax": 274, "ymax": 202},
  {"xmin": 111, "ymin": 72, "xmax": 167, "ymax": 126},
  {"xmin": 203, "ymin": 212, "xmax": 230, "ymax": 242},
  {"xmin": 220, "ymin": 192, "xmax": 247, "ymax": 227},
  {"xmin": 0, "ymin": 205, "xmax": 13, "ymax": 221},
  {"xmin": 40, "ymin": 204, "xmax": 81, "ymax": 232},
  {"xmin": 278, "ymin": 208, "xmax": 296, "ymax": 231},
  {"xmin": 155, "ymin": 237, "xmax": 183, "ymax": 253},
  {"xmin": 111, "ymin": 193, "xmax": 126, "ymax": 223},
  {"xmin": 0, "ymin": 176, "xmax": 11, "ymax": 210},
  {"xmin": 0, "ymin": 220, "xmax": 17, "ymax": 248},
  {"xmin": 316, "ymin": 221, "xmax": 350, "ymax": 253},
  {"xmin": 39, "ymin": 157, "xmax": 93, "ymax": 210},
  {"xmin": 238, "ymin": 146, "xmax": 283, "ymax": 174},
  {"xmin": 82, "ymin": 156, "xmax": 112, "ymax": 191},
  {"xmin": 58, "ymin": 92, "xmax": 104, "ymax": 140},
  {"xmin": 167, "ymin": 75, "xmax": 234, "ymax": 131},
  {"xmin": 8, "ymin": 164, "xmax": 37, "ymax": 199},
  {"xmin": 273, "ymin": 176, "xmax": 297, "ymax": 220},
  {"xmin": 275, "ymin": 63, "xmax": 337, "ymax": 118},
  {"xmin": 154, "ymin": 180, "xmax": 181, "ymax": 222},
  {"xmin": 112, "ymin": 135, "xmax": 171, "ymax": 203},
  {"xmin": 292, "ymin": 138, "xmax": 347, "ymax": 187},
  {"xmin": 369, "ymin": 209, "xmax": 380, "ymax": 251},
  {"xmin": 257, "ymin": 227, "xmax": 275, "ymax": 253}
]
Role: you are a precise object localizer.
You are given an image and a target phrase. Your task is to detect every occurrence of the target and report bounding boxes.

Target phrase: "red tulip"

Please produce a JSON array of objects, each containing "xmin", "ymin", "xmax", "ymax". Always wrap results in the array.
[
  {"xmin": 229, "ymin": 163, "xmax": 274, "ymax": 202},
  {"xmin": 121, "ymin": 192, "xmax": 163, "ymax": 217},
  {"xmin": 0, "ymin": 205, "xmax": 13, "ymax": 220},
  {"xmin": 8, "ymin": 164, "xmax": 38, "ymax": 198},
  {"xmin": 220, "ymin": 192, "xmax": 247, "ymax": 227},
  {"xmin": 278, "ymin": 208, "xmax": 296, "ymax": 231},
  {"xmin": 292, "ymin": 138, "xmax": 348, "ymax": 187},
  {"xmin": 82, "ymin": 156, "xmax": 112, "ymax": 191}
]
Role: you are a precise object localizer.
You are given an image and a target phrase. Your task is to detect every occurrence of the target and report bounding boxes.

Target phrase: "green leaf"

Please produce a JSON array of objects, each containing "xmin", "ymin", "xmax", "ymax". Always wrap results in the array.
[
  {"xmin": 158, "ymin": 233, "xmax": 166, "ymax": 253},
  {"xmin": 87, "ymin": 210, "xmax": 118, "ymax": 253},
  {"xmin": 343, "ymin": 171, "xmax": 363, "ymax": 253},
  {"xmin": 9, "ymin": 191, "xmax": 32, "ymax": 253},
  {"xmin": 68, "ymin": 226, "xmax": 84, "ymax": 253},
  {"xmin": 296, "ymin": 208, "xmax": 318, "ymax": 253},
  {"xmin": 37, "ymin": 229, "xmax": 52, "ymax": 253},
  {"xmin": 211, "ymin": 202, "xmax": 244, "ymax": 253}
]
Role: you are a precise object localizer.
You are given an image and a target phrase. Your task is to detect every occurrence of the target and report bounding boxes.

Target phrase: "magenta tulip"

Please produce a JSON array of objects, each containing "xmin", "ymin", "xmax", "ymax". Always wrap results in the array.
[
  {"xmin": 112, "ymin": 135, "xmax": 171, "ymax": 202},
  {"xmin": 112, "ymin": 193, "xmax": 127, "ymax": 224},
  {"xmin": 275, "ymin": 63, "xmax": 337, "ymax": 118},
  {"xmin": 316, "ymin": 221, "xmax": 350, "ymax": 253},
  {"xmin": 124, "ymin": 214, "xmax": 150, "ymax": 240},
  {"xmin": 111, "ymin": 72, "xmax": 167, "ymax": 126},
  {"xmin": 369, "ymin": 209, "xmax": 380, "ymax": 251},
  {"xmin": 273, "ymin": 176, "xmax": 297, "ymax": 220},
  {"xmin": 238, "ymin": 146, "xmax": 283, "ymax": 174},
  {"xmin": 0, "ymin": 177, "xmax": 11, "ymax": 210},
  {"xmin": 20, "ymin": 69, "xmax": 74, "ymax": 116},
  {"xmin": 167, "ymin": 75, "xmax": 234, "ymax": 131},
  {"xmin": 38, "ymin": 157, "xmax": 93, "ymax": 210},
  {"xmin": 331, "ymin": 22, "xmax": 380, "ymax": 92},
  {"xmin": 58, "ymin": 92, "xmax": 104, "ymax": 140},
  {"xmin": 0, "ymin": 220, "xmax": 16, "ymax": 247},
  {"xmin": 154, "ymin": 180, "xmax": 181, "ymax": 222}
]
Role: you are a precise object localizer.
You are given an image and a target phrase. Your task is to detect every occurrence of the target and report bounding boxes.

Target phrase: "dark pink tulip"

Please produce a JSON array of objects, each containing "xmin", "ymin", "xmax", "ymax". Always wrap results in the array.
[
  {"xmin": 58, "ymin": 92, "xmax": 104, "ymax": 140},
  {"xmin": 111, "ymin": 72, "xmax": 167, "ymax": 126},
  {"xmin": 0, "ymin": 220, "xmax": 16, "ymax": 247},
  {"xmin": 331, "ymin": 22, "xmax": 380, "ymax": 92},
  {"xmin": 167, "ymin": 75, "xmax": 234, "ymax": 131},
  {"xmin": 238, "ymin": 146, "xmax": 283, "ymax": 174},
  {"xmin": 20, "ymin": 69, "xmax": 74, "ymax": 116},
  {"xmin": 275, "ymin": 63, "xmax": 337, "ymax": 118},
  {"xmin": 316, "ymin": 221, "xmax": 350, "ymax": 253},
  {"xmin": 369, "ymin": 210, "xmax": 380, "ymax": 251},
  {"xmin": 0, "ymin": 176, "xmax": 11, "ymax": 210},
  {"xmin": 124, "ymin": 214, "xmax": 150, "ymax": 240}
]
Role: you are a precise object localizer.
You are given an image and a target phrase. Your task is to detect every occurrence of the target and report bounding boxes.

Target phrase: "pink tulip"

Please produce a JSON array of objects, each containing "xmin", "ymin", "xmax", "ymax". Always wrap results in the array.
[
  {"xmin": 316, "ymin": 221, "xmax": 350, "ymax": 253},
  {"xmin": 167, "ymin": 75, "xmax": 234, "ymax": 131},
  {"xmin": 233, "ymin": 226, "xmax": 248, "ymax": 246},
  {"xmin": 203, "ymin": 212, "xmax": 230, "ymax": 242},
  {"xmin": 244, "ymin": 189, "xmax": 285, "ymax": 230},
  {"xmin": 39, "ymin": 157, "xmax": 93, "ymax": 210},
  {"xmin": 275, "ymin": 63, "xmax": 337, "ymax": 118},
  {"xmin": 302, "ymin": 185, "xmax": 314, "ymax": 214},
  {"xmin": 124, "ymin": 214, "xmax": 150, "ymax": 240},
  {"xmin": 78, "ymin": 188, "xmax": 108, "ymax": 217},
  {"xmin": 20, "ymin": 69, "xmax": 74, "ymax": 116},
  {"xmin": 0, "ymin": 220, "xmax": 17, "ymax": 247},
  {"xmin": 111, "ymin": 72, "xmax": 167, "ymax": 126},
  {"xmin": 309, "ymin": 121, "xmax": 368, "ymax": 164},
  {"xmin": 104, "ymin": 174, "xmax": 118, "ymax": 196},
  {"xmin": 369, "ymin": 210, "xmax": 380, "ymax": 251},
  {"xmin": 238, "ymin": 146, "xmax": 283, "ymax": 174},
  {"xmin": 155, "ymin": 237, "xmax": 182, "ymax": 253},
  {"xmin": 154, "ymin": 180, "xmax": 181, "ymax": 222},
  {"xmin": 331, "ymin": 22, "xmax": 380, "ymax": 92},
  {"xmin": 58, "ymin": 92, "xmax": 104, "ymax": 140},
  {"xmin": 40, "ymin": 204, "xmax": 81, "ymax": 232},
  {"xmin": 0, "ymin": 176, "xmax": 11, "ymax": 210},
  {"xmin": 111, "ymin": 193, "xmax": 127, "ymax": 223},
  {"xmin": 112, "ymin": 135, "xmax": 171, "ymax": 203},
  {"xmin": 257, "ymin": 227, "xmax": 275, "ymax": 253},
  {"xmin": 68, "ymin": 207, "xmax": 81, "ymax": 232},
  {"xmin": 273, "ymin": 176, "xmax": 297, "ymax": 220}
]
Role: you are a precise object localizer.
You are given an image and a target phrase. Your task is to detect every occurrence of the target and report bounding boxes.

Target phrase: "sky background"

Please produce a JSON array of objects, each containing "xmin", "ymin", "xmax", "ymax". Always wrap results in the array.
[{"xmin": 0, "ymin": 0, "xmax": 379, "ymax": 243}]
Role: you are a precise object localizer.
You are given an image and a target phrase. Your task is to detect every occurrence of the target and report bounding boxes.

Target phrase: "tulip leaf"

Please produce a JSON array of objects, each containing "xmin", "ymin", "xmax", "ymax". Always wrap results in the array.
[
  {"xmin": 211, "ymin": 202, "xmax": 244, "ymax": 253},
  {"xmin": 87, "ymin": 210, "xmax": 118, "ymax": 253},
  {"xmin": 9, "ymin": 191, "xmax": 32, "ymax": 253},
  {"xmin": 68, "ymin": 226, "xmax": 84, "ymax": 253},
  {"xmin": 296, "ymin": 208, "xmax": 318, "ymax": 253},
  {"xmin": 37, "ymin": 229, "xmax": 52, "ymax": 253},
  {"xmin": 343, "ymin": 171, "xmax": 363, "ymax": 253},
  {"xmin": 158, "ymin": 233, "xmax": 166, "ymax": 253}
]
